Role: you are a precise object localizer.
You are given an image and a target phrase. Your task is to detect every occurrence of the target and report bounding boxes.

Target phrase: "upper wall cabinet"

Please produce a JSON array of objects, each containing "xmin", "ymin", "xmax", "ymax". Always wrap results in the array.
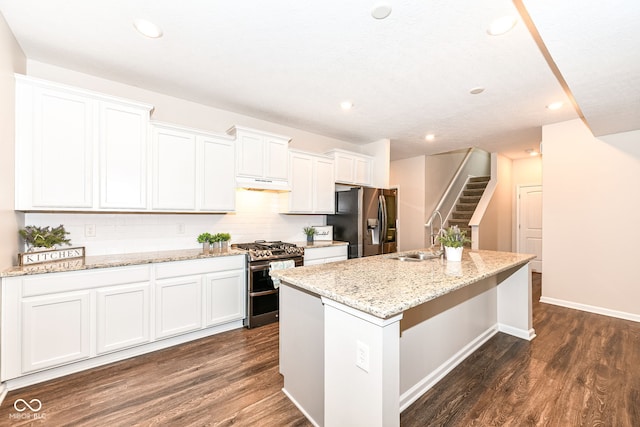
[
  {"xmin": 151, "ymin": 122, "xmax": 236, "ymax": 212},
  {"xmin": 281, "ymin": 150, "xmax": 335, "ymax": 214},
  {"xmin": 324, "ymin": 149, "xmax": 372, "ymax": 186},
  {"xmin": 227, "ymin": 126, "xmax": 290, "ymax": 191},
  {"xmin": 15, "ymin": 75, "xmax": 153, "ymax": 211},
  {"xmin": 15, "ymin": 76, "xmax": 236, "ymax": 213}
]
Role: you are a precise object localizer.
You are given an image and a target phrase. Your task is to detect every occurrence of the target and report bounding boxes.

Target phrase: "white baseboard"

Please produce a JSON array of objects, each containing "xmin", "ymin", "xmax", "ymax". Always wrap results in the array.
[
  {"xmin": 540, "ymin": 297, "xmax": 640, "ymax": 323},
  {"xmin": 3, "ymin": 320, "xmax": 243, "ymax": 391},
  {"xmin": 498, "ymin": 324, "xmax": 536, "ymax": 341},
  {"xmin": 0, "ymin": 383, "xmax": 7, "ymax": 406},
  {"xmin": 282, "ymin": 387, "xmax": 321, "ymax": 427},
  {"xmin": 399, "ymin": 325, "xmax": 498, "ymax": 412}
]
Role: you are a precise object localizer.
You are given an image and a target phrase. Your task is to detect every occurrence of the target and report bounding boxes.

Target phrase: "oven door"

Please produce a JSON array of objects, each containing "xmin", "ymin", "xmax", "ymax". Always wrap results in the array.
[{"xmin": 247, "ymin": 256, "xmax": 302, "ymax": 328}]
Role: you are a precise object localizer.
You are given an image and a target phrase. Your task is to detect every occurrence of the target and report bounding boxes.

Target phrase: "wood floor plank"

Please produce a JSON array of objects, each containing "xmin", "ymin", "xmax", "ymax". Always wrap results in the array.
[{"xmin": 1, "ymin": 273, "xmax": 638, "ymax": 426}]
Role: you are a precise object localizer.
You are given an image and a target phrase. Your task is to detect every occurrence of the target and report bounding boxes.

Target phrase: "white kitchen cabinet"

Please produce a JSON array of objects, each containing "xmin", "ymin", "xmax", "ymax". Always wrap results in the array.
[
  {"xmin": 155, "ymin": 275, "xmax": 203, "ymax": 338},
  {"xmin": 14, "ymin": 75, "xmax": 153, "ymax": 211},
  {"xmin": 228, "ymin": 125, "xmax": 291, "ymax": 190},
  {"xmin": 21, "ymin": 291, "xmax": 92, "ymax": 373},
  {"xmin": 303, "ymin": 245, "xmax": 348, "ymax": 266},
  {"xmin": 99, "ymin": 102, "xmax": 149, "ymax": 209},
  {"xmin": 203, "ymin": 270, "xmax": 245, "ymax": 327},
  {"xmin": 199, "ymin": 134, "xmax": 236, "ymax": 211},
  {"xmin": 315, "ymin": 156, "xmax": 336, "ymax": 212},
  {"xmin": 151, "ymin": 122, "xmax": 236, "ymax": 212},
  {"xmin": 96, "ymin": 282, "xmax": 150, "ymax": 355},
  {"xmin": 325, "ymin": 149, "xmax": 373, "ymax": 186},
  {"xmin": 1, "ymin": 255, "xmax": 246, "ymax": 387},
  {"xmin": 151, "ymin": 124, "xmax": 198, "ymax": 210},
  {"xmin": 281, "ymin": 150, "xmax": 335, "ymax": 214},
  {"xmin": 15, "ymin": 77, "xmax": 94, "ymax": 209}
]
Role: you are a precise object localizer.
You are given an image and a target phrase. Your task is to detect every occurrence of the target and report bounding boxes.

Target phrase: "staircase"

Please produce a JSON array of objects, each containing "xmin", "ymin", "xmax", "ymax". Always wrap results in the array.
[{"xmin": 446, "ymin": 176, "xmax": 491, "ymax": 244}]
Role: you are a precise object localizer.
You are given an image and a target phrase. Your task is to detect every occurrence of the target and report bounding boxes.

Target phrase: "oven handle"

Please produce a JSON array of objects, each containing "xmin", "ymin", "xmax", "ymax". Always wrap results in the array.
[
  {"xmin": 250, "ymin": 289, "xmax": 279, "ymax": 297},
  {"xmin": 250, "ymin": 263, "xmax": 271, "ymax": 272},
  {"xmin": 249, "ymin": 257, "xmax": 303, "ymax": 271}
]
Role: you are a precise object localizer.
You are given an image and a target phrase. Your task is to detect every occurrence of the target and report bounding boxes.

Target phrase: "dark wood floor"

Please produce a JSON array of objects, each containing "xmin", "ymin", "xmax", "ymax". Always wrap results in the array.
[{"xmin": 1, "ymin": 273, "xmax": 638, "ymax": 426}]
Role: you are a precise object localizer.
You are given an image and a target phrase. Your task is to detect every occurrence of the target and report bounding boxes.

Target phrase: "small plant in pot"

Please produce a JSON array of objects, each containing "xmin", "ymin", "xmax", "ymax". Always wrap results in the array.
[
  {"xmin": 217, "ymin": 233, "xmax": 231, "ymax": 251},
  {"xmin": 303, "ymin": 226, "xmax": 316, "ymax": 243},
  {"xmin": 197, "ymin": 232, "xmax": 214, "ymax": 253},
  {"xmin": 437, "ymin": 225, "xmax": 471, "ymax": 262},
  {"xmin": 19, "ymin": 225, "xmax": 71, "ymax": 252}
]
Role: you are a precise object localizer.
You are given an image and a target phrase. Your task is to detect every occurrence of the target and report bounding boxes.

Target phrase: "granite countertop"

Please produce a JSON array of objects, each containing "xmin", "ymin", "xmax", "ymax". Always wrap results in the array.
[
  {"xmin": 293, "ymin": 240, "xmax": 349, "ymax": 249},
  {"xmin": 271, "ymin": 249, "xmax": 536, "ymax": 319},
  {"xmin": 1, "ymin": 248, "xmax": 247, "ymax": 277}
]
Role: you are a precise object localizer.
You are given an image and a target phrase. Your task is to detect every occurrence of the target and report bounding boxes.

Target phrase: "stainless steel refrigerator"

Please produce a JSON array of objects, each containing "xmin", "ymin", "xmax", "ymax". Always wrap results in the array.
[{"xmin": 326, "ymin": 187, "xmax": 398, "ymax": 258}]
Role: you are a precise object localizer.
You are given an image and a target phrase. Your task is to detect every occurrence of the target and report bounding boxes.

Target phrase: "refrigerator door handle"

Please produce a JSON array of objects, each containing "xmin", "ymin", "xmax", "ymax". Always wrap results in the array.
[{"xmin": 379, "ymin": 194, "xmax": 388, "ymax": 245}]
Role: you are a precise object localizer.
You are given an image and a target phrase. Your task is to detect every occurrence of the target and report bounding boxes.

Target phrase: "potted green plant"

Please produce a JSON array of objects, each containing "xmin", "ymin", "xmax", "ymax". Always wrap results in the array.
[
  {"xmin": 197, "ymin": 232, "xmax": 214, "ymax": 253},
  {"xmin": 303, "ymin": 226, "xmax": 316, "ymax": 243},
  {"xmin": 19, "ymin": 225, "xmax": 71, "ymax": 252},
  {"xmin": 437, "ymin": 225, "xmax": 471, "ymax": 262},
  {"xmin": 218, "ymin": 233, "xmax": 231, "ymax": 251}
]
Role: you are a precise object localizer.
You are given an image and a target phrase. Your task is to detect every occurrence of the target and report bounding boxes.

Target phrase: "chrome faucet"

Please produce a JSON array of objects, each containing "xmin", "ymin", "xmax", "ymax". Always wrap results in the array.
[{"xmin": 429, "ymin": 210, "xmax": 444, "ymax": 250}]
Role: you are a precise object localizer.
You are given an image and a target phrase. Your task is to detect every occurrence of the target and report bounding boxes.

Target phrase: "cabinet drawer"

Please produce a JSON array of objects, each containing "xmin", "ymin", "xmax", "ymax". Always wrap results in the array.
[
  {"xmin": 21, "ymin": 266, "xmax": 150, "ymax": 297},
  {"xmin": 155, "ymin": 255, "xmax": 245, "ymax": 279},
  {"xmin": 304, "ymin": 245, "xmax": 348, "ymax": 262}
]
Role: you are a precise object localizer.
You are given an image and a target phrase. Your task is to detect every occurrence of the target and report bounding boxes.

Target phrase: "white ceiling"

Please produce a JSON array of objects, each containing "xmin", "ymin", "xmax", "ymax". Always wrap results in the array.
[{"xmin": 0, "ymin": 0, "xmax": 637, "ymax": 161}]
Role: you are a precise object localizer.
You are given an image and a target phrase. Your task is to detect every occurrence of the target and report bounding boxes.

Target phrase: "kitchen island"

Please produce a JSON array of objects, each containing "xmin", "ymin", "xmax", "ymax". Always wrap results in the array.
[{"xmin": 272, "ymin": 249, "xmax": 536, "ymax": 427}]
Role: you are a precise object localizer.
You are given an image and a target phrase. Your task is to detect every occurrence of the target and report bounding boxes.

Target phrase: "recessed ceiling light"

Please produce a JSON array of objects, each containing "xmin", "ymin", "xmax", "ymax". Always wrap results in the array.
[
  {"xmin": 487, "ymin": 16, "xmax": 517, "ymax": 36},
  {"xmin": 469, "ymin": 87, "xmax": 485, "ymax": 95},
  {"xmin": 133, "ymin": 19, "xmax": 163, "ymax": 38},
  {"xmin": 546, "ymin": 101, "xmax": 564, "ymax": 110},
  {"xmin": 340, "ymin": 100, "xmax": 354, "ymax": 110},
  {"xmin": 525, "ymin": 149, "xmax": 539, "ymax": 156},
  {"xmin": 425, "ymin": 134, "xmax": 435, "ymax": 142},
  {"xmin": 371, "ymin": 3, "xmax": 392, "ymax": 20}
]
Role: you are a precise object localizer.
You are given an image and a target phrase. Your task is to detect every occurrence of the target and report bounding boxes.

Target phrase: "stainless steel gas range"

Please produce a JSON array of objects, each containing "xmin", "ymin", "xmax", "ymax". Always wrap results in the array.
[{"xmin": 232, "ymin": 241, "xmax": 304, "ymax": 328}]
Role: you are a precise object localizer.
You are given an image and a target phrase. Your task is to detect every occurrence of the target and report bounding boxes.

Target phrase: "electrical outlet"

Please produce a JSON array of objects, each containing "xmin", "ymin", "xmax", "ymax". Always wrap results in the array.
[
  {"xmin": 356, "ymin": 340, "xmax": 370, "ymax": 372},
  {"xmin": 177, "ymin": 223, "xmax": 185, "ymax": 234},
  {"xmin": 85, "ymin": 224, "xmax": 96, "ymax": 237}
]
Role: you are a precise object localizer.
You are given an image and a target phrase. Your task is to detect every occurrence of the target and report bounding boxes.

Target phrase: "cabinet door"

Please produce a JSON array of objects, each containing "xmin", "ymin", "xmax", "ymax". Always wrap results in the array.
[
  {"xmin": 152, "ymin": 126, "xmax": 197, "ymax": 210},
  {"xmin": 155, "ymin": 275, "xmax": 202, "ymax": 338},
  {"xmin": 99, "ymin": 102, "xmax": 149, "ymax": 209},
  {"xmin": 96, "ymin": 282, "xmax": 150, "ymax": 354},
  {"xmin": 354, "ymin": 157, "xmax": 372, "ymax": 186},
  {"xmin": 334, "ymin": 153, "xmax": 355, "ymax": 184},
  {"xmin": 21, "ymin": 291, "xmax": 91, "ymax": 373},
  {"xmin": 236, "ymin": 133, "xmax": 264, "ymax": 178},
  {"xmin": 265, "ymin": 137, "xmax": 289, "ymax": 181},
  {"xmin": 314, "ymin": 157, "xmax": 336, "ymax": 213},
  {"xmin": 289, "ymin": 152, "xmax": 314, "ymax": 212},
  {"xmin": 203, "ymin": 270, "xmax": 245, "ymax": 327},
  {"xmin": 30, "ymin": 86, "xmax": 94, "ymax": 208},
  {"xmin": 200, "ymin": 136, "xmax": 236, "ymax": 211}
]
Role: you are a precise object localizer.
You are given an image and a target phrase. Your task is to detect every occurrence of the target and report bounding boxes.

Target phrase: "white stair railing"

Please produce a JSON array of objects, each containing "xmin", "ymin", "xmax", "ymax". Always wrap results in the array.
[{"xmin": 469, "ymin": 153, "xmax": 497, "ymax": 250}]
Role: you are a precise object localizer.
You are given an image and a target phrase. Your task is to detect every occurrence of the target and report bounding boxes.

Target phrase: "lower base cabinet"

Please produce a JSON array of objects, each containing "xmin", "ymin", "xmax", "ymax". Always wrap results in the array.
[
  {"xmin": 1, "ymin": 255, "xmax": 246, "ymax": 386},
  {"xmin": 156, "ymin": 275, "xmax": 203, "ymax": 339},
  {"xmin": 21, "ymin": 291, "xmax": 92, "ymax": 373},
  {"xmin": 303, "ymin": 245, "xmax": 348, "ymax": 266},
  {"xmin": 96, "ymin": 283, "xmax": 150, "ymax": 355},
  {"xmin": 204, "ymin": 270, "xmax": 245, "ymax": 327}
]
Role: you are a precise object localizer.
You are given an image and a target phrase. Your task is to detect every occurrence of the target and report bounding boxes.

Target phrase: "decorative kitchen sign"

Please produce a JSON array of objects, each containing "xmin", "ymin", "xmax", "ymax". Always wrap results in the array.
[
  {"xmin": 313, "ymin": 226, "xmax": 333, "ymax": 241},
  {"xmin": 18, "ymin": 247, "xmax": 85, "ymax": 266}
]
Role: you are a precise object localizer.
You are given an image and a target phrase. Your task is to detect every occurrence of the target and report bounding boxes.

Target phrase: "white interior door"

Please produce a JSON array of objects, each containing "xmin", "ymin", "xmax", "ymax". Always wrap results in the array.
[{"xmin": 517, "ymin": 185, "xmax": 543, "ymax": 273}]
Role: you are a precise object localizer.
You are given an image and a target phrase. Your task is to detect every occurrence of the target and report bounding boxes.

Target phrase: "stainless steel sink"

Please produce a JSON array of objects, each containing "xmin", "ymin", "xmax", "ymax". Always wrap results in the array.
[{"xmin": 393, "ymin": 252, "xmax": 440, "ymax": 262}]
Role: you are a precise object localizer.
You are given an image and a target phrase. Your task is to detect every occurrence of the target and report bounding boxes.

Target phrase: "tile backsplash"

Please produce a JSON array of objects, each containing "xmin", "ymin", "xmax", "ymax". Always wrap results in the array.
[{"xmin": 24, "ymin": 190, "xmax": 326, "ymax": 256}]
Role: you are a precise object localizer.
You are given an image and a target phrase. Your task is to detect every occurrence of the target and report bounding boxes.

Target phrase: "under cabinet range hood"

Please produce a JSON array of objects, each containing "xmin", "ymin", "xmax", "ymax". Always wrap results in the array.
[
  {"xmin": 228, "ymin": 125, "xmax": 292, "ymax": 192},
  {"xmin": 235, "ymin": 176, "xmax": 291, "ymax": 192}
]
